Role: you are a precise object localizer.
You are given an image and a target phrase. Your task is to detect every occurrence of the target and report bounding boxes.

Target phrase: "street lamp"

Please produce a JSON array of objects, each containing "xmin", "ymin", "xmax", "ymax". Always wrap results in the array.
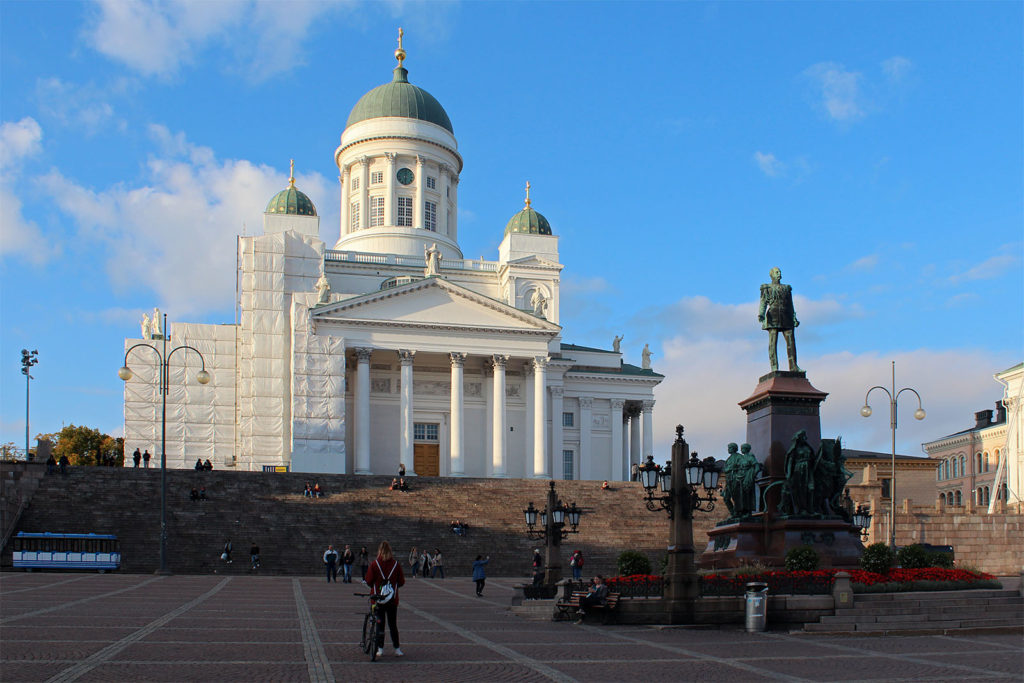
[
  {"xmin": 21, "ymin": 349, "xmax": 38, "ymax": 461},
  {"xmin": 852, "ymin": 504, "xmax": 872, "ymax": 541},
  {"xmin": 119, "ymin": 313, "xmax": 210, "ymax": 574},
  {"xmin": 639, "ymin": 425, "xmax": 722, "ymax": 624},
  {"xmin": 523, "ymin": 481, "xmax": 582, "ymax": 585},
  {"xmin": 860, "ymin": 360, "xmax": 925, "ymax": 549}
]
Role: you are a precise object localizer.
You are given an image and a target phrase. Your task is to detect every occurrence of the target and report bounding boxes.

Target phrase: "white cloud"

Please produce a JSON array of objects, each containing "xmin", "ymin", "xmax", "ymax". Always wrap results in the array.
[
  {"xmin": 561, "ymin": 275, "xmax": 610, "ymax": 294},
  {"xmin": 85, "ymin": 0, "xmax": 352, "ymax": 81},
  {"xmin": 0, "ymin": 117, "xmax": 52, "ymax": 264},
  {"xmin": 803, "ymin": 62, "xmax": 866, "ymax": 123},
  {"xmin": 35, "ymin": 78, "xmax": 117, "ymax": 133},
  {"xmin": 846, "ymin": 254, "xmax": 879, "ymax": 272},
  {"xmin": 652, "ymin": 333, "xmax": 1007, "ymax": 465},
  {"xmin": 753, "ymin": 151, "xmax": 784, "ymax": 178},
  {"xmin": 0, "ymin": 117, "xmax": 42, "ymax": 170},
  {"xmin": 949, "ymin": 248, "xmax": 1020, "ymax": 283},
  {"xmin": 882, "ymin": 56, "xmax": 914, "ymax": 83},
  {"xmin": 38, "ymin": 127, "xmax": 334, "ymax": 315}
]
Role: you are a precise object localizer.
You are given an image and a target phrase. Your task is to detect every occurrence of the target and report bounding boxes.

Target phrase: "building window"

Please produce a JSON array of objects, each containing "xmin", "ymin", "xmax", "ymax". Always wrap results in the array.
[
  {"xmin": 351, "ymin": 176, "xmax": 360, "ymax": 190},
  {"xmin": 371, "ymin": 171, "xmax": 383, "ymax": 185},
  {"xmin": 984, "ymin": 486, "xmax": 991, "ymax": 505},
  {"xmin": 955, "ymin": 490, "xmax": 962, "ymax": 506},
  {"xmin": 944, "ymin": 459, "xmax": 950, "ymax": 479},
  {"xmin": 563, "ymin": 450, "xmax": 574, "ymax": 480},
  {"xmin": 951, "ymin": 458, "xmax": 957, "ymax": 478},
  {"xmin": 999, "ymin": 482, "xmax": 1008, "ymax": 500},
  {"xmin": 414, "ymin": 423, "xmax": 439, "ymax": 441},
  {"xmin": 976, "ymin": 453, "xmax": 982, "ymax": 474},
  {"xmin": 426, "ymin": 176, "xmax": 436, "ymax": 190},
  {"xmin": 958, "ymin": 455, "xmax": 966, "ymax": 477},
  {"xmin": 424, "ymin": 201, "xmax": 437, "ymax": 231},
  {"xmin": 880, "ymin": 478, "xmax": 891, "ymax": 499},
  {"xmin": 397, "ymin": 196, "xmax": 413, "ymax": 226},
  {"xmin": 370, "ymin": 196, "xmax": 384, "ymax": 226},
  {"xmin": 350, "ymin": 202, "xmax": 360, "ymax": 230},
  {"xmin": 984, "ymin": 452, "xmax": 990, "ymax": 472},
  {"xmin": 938, "ymin": 492, "xmax": 946, "ymax": 506},
  {"xmin": 562, "ymin": 412, "xmax": 574, "ymax": 427}
]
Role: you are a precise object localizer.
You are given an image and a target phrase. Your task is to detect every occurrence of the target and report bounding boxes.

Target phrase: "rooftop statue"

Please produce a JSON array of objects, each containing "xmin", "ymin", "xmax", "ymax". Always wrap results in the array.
[
  {"xmin": 530, "ymin": 289, "xmax": 547, "ymax": 318},
  {"xmin": 315, "ymin": 274, "xmax": 331, "ymax": 304},
  {"xmin": 424, "ymin": 242, "xmax": 441, "ymax": 277},
  {"xmin": 612, "ymin": 335, "xmax": 623, "ymax": 353},
  {"xmin": 152, "ymin": 308, "xmax": 162, "ymax": 337},
  {"xmin": 641, "ymin": 344, "xmax": 652, "ymax": 370},
  {"xmin": 757, "ymin": 267, "xmax": 802, "ymax": 373},
  {"xmin": 140, "ymin": 313, "xmax": 152, "ymax": 340}
]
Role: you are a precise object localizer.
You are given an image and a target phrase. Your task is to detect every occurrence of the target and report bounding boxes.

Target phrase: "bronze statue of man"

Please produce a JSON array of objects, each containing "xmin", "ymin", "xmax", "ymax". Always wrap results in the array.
[{"xmin": 758, "ymin": 267, "xmax": 802, "ymax": 373}]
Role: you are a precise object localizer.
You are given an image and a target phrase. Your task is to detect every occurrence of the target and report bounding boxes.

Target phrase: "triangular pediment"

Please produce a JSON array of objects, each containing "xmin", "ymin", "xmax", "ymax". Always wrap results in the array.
[
  {"xmin": 504, "ymin": 255, "xmax": 562, "ymax": 269},
  {"xmin": 311, "ymin": 277, "xmax": 560, "ymax": 333}
]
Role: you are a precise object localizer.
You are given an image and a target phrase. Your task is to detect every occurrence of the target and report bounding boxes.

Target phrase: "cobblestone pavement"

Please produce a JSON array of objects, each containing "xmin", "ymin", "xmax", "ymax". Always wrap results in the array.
[{"xmin": 2, "ymin": 572, "xmax": 1021, "ymax": 682}]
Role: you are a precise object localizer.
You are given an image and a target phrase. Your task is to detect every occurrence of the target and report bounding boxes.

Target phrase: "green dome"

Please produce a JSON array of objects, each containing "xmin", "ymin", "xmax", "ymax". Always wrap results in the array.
[
  {"xmin": 346, "ymin": 66, "xmax": 453, "ymax": 134},
  {"xmin": 505, "ymin": 207, "xmax": 552, "ymax": 236},
  {"xmin": 266, "ymin": 181, "xmax": 317, "ymax": 216}
]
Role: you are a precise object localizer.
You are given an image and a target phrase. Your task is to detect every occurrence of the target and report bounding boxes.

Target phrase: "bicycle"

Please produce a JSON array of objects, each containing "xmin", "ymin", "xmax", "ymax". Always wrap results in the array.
[{"xmin": 354, "ymin": 592, "xmax": 384, "ymax": 661}]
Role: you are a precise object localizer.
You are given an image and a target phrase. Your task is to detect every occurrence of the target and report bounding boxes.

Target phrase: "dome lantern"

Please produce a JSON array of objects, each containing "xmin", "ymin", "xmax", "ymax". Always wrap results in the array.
[{"xmin": 266, "ymin": 159, "xmax": 317, "ymax": 216}]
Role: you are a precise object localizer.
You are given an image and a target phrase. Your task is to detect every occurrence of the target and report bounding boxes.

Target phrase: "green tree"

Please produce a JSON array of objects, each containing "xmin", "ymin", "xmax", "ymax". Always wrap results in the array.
[
  {"xmin": 1, "ymin": 442, "xmax": 19, "ymax": 459},
  {"xmin": 52, "ymin": 424, "xmax": 106, "ymax": 466}
]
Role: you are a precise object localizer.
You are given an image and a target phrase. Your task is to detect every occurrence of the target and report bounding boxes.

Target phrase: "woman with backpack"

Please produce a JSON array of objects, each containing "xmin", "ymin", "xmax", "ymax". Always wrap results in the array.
[{"xmin": 365, "ymin": 541, "xmax": 406, "ymax": 658}]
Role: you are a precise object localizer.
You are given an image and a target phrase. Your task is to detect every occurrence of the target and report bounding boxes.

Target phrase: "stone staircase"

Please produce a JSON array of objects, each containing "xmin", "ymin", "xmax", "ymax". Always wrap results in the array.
[
  {"xmin": 0, "ymin": 467, "xmax": 719, "ymax": 578},
  {"xmin": 804, "ymin": 588, "xmax": 1024, "ymax": 634}
]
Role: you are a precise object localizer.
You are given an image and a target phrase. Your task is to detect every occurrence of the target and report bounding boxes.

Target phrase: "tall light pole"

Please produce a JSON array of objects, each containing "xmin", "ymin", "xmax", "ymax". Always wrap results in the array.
[
  {"xmin": 523, "ymin": 481, "xmax": 582, "ymax": 586},
  {"xmin": 638, "ymin": 426, "xmax": 721, "ymax": 624},
  {"xmin": 119, "ymin": 313, "xmax": 210, "ymax": 574},
  {"xmin": 860, "ymin": 361, "xmax": 925, "ymax": 549},
  {"xmin": 21, "ymin": 349, "xmax": 38, "ymax": 460}
]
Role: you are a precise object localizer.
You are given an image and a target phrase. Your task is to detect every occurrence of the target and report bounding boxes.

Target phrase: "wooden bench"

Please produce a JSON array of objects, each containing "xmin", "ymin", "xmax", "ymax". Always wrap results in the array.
[{"xmin": 555, "ymin": 590, "xmax": 621, "ymax": 624}]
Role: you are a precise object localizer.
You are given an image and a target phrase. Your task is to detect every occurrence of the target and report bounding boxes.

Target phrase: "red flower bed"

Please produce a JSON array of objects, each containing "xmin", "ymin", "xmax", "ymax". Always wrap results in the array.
[
  {"xmin": 699, "ymin": 567, "xmax": 995, "ymax": 596},
  {"xmin": 606, "ymin": 574, "xmax": 662, "ymax": 588}
]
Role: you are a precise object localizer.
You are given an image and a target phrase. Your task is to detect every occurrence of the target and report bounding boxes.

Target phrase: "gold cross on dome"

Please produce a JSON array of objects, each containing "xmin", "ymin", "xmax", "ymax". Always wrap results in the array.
[
  {"xmin": 395, "ymin": 27, "xmax": 406, "ymax": 67},
  {"xmin": 525, "ymin": 181, "xmax": 532, "ymax": 208},
  {"xmin": 289, "ymin": 159, "xmax": 295, "ymax": 187}
]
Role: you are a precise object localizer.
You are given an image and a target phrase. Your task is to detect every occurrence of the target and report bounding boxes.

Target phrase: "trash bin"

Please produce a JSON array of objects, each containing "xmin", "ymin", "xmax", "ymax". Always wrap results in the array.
[{"xmin": 745, "ymin": 581, "xmax": 768, "ymax": 633}]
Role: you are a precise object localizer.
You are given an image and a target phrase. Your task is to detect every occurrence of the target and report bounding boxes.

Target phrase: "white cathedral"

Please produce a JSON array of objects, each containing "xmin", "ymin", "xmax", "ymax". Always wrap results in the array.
[{"xmin": 122, "ymin": 36, "xmax": 662, "ymax": 479}]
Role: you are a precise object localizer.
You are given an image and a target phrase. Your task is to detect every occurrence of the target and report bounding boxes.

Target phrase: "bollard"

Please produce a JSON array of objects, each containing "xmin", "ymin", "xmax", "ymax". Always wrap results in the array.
[{"xmin": 745, "ymin": 581, "xmax": 768, "ymax": 633}]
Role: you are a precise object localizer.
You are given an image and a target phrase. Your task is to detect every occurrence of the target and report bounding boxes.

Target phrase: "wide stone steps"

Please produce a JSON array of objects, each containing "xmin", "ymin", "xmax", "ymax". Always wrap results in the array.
[
  {"xmin": 2, "ymin": 467, "xmax": 703, "ymax": 580},
  {"xmin": 804, "ymin": 589, "xmax": 1024, "ymax": 634}
]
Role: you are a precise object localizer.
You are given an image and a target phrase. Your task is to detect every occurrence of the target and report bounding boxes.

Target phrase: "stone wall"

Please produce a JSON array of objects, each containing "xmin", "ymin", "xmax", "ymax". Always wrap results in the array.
[{"xmin": 892, "ymin": 501, "xmax": 1023, "ymax": 575}]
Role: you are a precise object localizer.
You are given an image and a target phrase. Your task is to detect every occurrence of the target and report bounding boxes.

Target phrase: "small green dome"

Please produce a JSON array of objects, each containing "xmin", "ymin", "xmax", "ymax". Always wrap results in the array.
[
  {"xmin": 505, "ymin": 207, "xmax": 552, "ymax": 236},
  {"xmin": 266, "ymin": 179, "xmax": 317, "ymax": 216},
  {"xmin": 346, "ymin": 66, "xmax": 453, "ymax": 134}
]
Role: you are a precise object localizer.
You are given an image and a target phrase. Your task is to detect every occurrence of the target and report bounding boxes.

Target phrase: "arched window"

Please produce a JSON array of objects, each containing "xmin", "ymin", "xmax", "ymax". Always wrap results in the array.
[
  {"xmin": 976, "ymin": 452, "xmax": 982, "ymax": 473},
  {"xmin": 959, "ymin": 455, "xmax": 966, "ymax": 477},
  {"xmin": 939, "ymin": 492, "xmax": 946, "ymax": 506},
  {"xmin": 984, "ymin": 486, "xmax": 991, "ymax": 504},
  {"xmin": 944, "ymin": 459, "xmax": 951, "ymax": 479},
  {"xmin": 955, "ymin": 490, "xmax": 962, "ymax": 506},
  {"xmin": 991, "ymin": 450, "xmax": 998, "ymax": 472},
  {"xmin": 951, "ymin": 458, "xmax": 958, "ymax": 478},
  {"xmin": 1001, "ymin": 482, "xmax": 1008, "ymax": 501}
]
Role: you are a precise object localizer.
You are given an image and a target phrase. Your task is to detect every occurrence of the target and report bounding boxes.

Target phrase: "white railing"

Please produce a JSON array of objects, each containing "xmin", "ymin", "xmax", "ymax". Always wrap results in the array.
[{"xmin": 325, "ymin": 250, "xmax": 498, "ymax": 272}]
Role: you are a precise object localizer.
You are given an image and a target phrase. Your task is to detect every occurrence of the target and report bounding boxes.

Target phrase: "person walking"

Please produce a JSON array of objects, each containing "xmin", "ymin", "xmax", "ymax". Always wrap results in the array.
[
  {"xmin": 323, "ymin": 544, "xmax": 339, "ymax": 582},
  {"xmin": 342, "ymin": 545, "xmax": 355, "ymax": 583},
  {"xmin": 222, "ymin": 539, "xmax": 232, "ymax": 564},
  {"xmin": 364, "ymin": 541, "xmax": 405, "ymax": 658},
  {"xmin": 409, "ymin": 546, "xmax": 420, "ymax": 578},
  {"xmin": 431, "ymin": 548, "xmax": 445, "ymax": 579},
  {"xmin": 359, "ymin": 546, "xmax": 369, "ymax": 583},
  {"xmin": 531, "ymin": 549, "xmax": 544, "ymax": 586},
  {"xmin": 250, "ymin": 543, "xmax": 260, "ymax": 571},
  {"xmin": 472, "ymin": 555, "xmax": 490, "ymax": 597}
]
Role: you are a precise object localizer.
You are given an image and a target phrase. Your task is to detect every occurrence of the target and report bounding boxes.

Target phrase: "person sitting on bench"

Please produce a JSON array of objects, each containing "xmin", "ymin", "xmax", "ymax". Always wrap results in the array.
[{"xmin": 575, "ymin": 575, "xmax": 609, "ymax": 623}]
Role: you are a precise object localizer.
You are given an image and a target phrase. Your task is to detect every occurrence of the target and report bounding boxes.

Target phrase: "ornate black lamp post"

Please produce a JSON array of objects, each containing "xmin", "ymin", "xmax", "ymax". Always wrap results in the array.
[
  {"xmin": 860, "ymin": 361, "xmax": 925, "ymax": 549},
  {"xmin": 523, "ymin": 481, "xmax": 581, "ymax": 585},
  {"xmin": 21, "ymin": 349, "xmax": 38, "ymax": 461},
  {"xmin": 639, "ymin": 425, "xmax": 721, "ymax": 624},
  {"xmin": 852, "ymin": 504, "xmax": 872, "ymax": 541},
  {"xmin": 118, "ymin": 313, "xmax": 210, "ymax": 575}
]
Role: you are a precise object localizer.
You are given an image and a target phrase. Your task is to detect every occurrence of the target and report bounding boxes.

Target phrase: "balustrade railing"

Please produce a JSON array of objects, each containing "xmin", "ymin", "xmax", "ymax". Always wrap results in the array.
[{"xmin": 324, "ymin": 249, "xmax": 498, "ymax": 272}]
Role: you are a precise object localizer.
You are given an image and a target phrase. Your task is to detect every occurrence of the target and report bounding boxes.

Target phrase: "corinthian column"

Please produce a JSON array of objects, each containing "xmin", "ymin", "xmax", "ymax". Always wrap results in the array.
[
  {"xmin": 533, "ymin": 356, "xmax": 549, "ymax": 478},
  {"xmin": 579, "ymin": 397, "xmax": 593, "ymax": 480},
  {"xmin": 384, "ymin": 152, "xmax": 397, "ymax": 226},
  {"xmin": 611, "ymin": 399, "xmax": 625, "ymax": 481},
  {"xmin": 642, "ymin": 399, "xmax": 655, "ymax": 461},
  {"xmin": 491, "ymin": 354, "xmax": 509, "ymax": 477},
  {"xmin": 551, "ymin": 386, "xmax": 564, "ymax": 478},
  {"xmin": 399, "ymin": 349, "xmax": 415, "ymax": 476},
  {"xmin": 449, "ymin": 352, "xmax": 466, "ymax": 476},
  {"xmin": 354, "ymin": 347, "xmax": 373, "ymax": 474},
  {"xmin": 414, "ymin": 155, "xmax": 425, "ymax": 229}
]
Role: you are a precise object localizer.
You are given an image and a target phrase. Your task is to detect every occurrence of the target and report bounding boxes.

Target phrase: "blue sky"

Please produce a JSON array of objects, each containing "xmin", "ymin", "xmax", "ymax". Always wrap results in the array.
[{"xmin": 1, "ymin": 1, "xmax": 1021, "ymax": 462}]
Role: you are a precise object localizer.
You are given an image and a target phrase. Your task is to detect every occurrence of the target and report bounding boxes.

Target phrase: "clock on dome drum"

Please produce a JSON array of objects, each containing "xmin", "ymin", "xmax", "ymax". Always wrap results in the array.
[{"xmin": 397, "ymin": 167, "xmax": 414, "ymax": 185}]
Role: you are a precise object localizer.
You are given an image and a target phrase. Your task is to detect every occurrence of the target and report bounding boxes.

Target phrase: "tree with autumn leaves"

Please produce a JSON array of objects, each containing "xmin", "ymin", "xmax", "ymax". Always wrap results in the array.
[{"xmin": 36, "ymin": 425, "xmax": 124, "ymax": 467}]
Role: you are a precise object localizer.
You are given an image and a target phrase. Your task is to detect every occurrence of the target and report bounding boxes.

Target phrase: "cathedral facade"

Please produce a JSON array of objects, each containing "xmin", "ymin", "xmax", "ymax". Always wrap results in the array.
[{"xmin": 122, "ymin": 39, "xmax": 662, "ymax": 479}]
